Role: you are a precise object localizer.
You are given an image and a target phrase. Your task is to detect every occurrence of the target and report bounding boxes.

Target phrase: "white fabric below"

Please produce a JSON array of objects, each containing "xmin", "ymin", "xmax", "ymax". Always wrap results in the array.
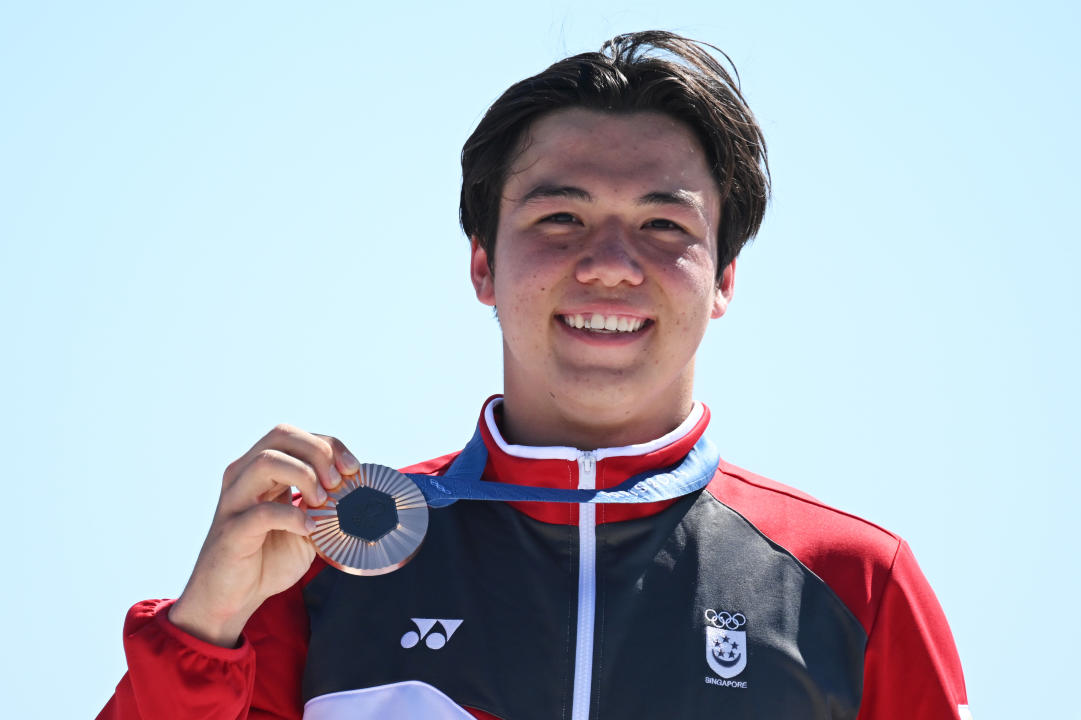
[{"xmin": 303, "ymin": 681, "xmax": 476, "ymax": 719}]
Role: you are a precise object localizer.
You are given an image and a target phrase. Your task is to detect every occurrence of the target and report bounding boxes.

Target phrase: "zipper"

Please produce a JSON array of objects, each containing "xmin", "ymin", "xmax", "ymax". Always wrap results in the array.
[{"xmin": 571, "ymin": 451, "xmax": 597, "ymax": 720}]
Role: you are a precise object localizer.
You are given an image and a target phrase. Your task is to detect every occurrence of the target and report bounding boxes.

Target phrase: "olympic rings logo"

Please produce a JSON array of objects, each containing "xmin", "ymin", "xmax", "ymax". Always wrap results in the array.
[{"xmin": 704, "ymin": 609, "xmax": 746, "ymax": 630}]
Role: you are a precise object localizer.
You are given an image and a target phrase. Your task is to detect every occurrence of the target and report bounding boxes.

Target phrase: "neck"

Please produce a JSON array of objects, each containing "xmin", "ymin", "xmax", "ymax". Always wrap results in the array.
[{"xmin": 498, "ymin": 389, "xmax": 695, "ymax": 450}]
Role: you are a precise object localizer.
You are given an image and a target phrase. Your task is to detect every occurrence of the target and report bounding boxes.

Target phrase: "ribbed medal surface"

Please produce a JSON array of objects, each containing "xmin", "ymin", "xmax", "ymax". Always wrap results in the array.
[{"xmin": 305, "ymin": 463, "xmax": 429, "ymax": 576}]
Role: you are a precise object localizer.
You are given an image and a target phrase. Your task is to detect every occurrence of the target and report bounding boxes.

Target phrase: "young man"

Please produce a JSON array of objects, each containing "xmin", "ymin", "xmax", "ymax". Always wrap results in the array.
[{"xmin": 100, "ymin": 31, "xmax": 970, "ymax": 719}]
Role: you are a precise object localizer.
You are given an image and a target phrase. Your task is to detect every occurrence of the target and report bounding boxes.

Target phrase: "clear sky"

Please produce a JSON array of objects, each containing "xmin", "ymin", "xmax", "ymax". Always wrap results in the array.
[{"xmin": 2, "ymin": 1, "xmax": 1078, "ymax": 717}]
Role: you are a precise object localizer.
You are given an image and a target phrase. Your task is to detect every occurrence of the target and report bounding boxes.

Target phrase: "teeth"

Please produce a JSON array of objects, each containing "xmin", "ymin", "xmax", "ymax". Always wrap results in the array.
[{"xmin": 561, "ymin": 314, "xmax": 646, "ymax": 333}]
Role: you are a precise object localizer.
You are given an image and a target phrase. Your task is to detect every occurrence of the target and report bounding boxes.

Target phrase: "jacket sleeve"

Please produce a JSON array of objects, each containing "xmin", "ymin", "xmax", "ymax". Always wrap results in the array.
[
  {"xmin": 96, "ymin": 599, "xmax": 259, "ymax": 720},
  {"xmin": 857, "ymin": 540, "xmax": 971, "ymax": 720},
  {"xmin": 97, "ymin": 573, "xmax": 312, "ymax": 720}
]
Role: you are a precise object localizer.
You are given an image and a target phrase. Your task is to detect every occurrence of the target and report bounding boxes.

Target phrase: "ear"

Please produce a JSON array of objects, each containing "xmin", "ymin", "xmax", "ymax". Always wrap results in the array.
[
  {"xmin": 470, "ymin": 238, "xmax": 496, "ymax": 307},
  {"xmin": 711, "ymin": 259, "xmax": 736, "ymax": 319}
]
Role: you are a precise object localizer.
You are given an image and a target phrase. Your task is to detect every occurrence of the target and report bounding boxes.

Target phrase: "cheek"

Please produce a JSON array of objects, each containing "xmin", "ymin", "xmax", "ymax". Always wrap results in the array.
[
  {"xmin": 493, "ymin": 267, "xmax": 554, "ymax": 329},
  {"xmin": 661, "ymin": 254, "xmax": 719, "ymax": 302},
  {"xmin": 497, "ymin": 247, "xmax": 567, "ymax": 298},
  {"xmin": 653, "ymin": 267, "xmax": 722, "ymax": 336}
]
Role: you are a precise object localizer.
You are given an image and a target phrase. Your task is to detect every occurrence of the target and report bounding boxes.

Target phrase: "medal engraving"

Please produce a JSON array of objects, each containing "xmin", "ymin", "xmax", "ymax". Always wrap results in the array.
[{"xmin": 305, "ymin": 464, "xmax": 429, "ymax": 575}]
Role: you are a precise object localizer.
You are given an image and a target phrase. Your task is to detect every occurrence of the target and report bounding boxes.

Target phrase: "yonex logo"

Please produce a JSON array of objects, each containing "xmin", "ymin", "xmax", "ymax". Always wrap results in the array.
[{"xmin": 400, "ymin": 618, "xmax": 463, "ymax": 649}]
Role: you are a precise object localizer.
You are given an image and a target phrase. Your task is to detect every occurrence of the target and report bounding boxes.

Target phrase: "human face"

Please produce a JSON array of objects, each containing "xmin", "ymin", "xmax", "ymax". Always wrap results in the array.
[{"xmin": 470, "ymin": 109, "xmax": 734, "ymax": 448}]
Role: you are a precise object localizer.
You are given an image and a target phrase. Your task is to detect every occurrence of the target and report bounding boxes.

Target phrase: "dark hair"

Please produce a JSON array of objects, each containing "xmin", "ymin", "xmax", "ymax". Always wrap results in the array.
[{"xmin": 460, "ymin": 30, "xmax": 770, "ymax": 278}]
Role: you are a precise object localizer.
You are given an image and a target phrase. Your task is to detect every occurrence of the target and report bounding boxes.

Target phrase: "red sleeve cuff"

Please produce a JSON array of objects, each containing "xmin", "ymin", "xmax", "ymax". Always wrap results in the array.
[
  {"xmin": 141, "ymin": 599, "xmax": 253, "ymax": 661},
  {"xmin": 107, "ymin": 599, "xmax": 257, "ymax": 719}
]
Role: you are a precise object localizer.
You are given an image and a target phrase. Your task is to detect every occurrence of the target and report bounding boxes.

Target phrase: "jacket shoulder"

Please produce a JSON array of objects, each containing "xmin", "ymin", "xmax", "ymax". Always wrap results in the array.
[
  {"xmin": 708, "ymin": 459, "xmax": 903, "ymax": 634},
  {"xmin": 400, "ymin": 451, "xmax": 460, "ymax": 476}
]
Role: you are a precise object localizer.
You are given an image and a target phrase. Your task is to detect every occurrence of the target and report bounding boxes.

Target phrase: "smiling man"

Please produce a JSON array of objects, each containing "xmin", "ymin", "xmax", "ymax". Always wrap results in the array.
[
  {"xmin": 472, "ymin": 108, "xmax": 729, "ymax": 450},
  {"xmin": 100, "ymin": 31, "xmax": 971, "ymax": 720}
]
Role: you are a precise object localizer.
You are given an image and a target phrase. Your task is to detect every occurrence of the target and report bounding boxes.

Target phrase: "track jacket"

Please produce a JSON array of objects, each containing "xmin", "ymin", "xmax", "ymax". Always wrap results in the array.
[{"xmin": 99, "ymin": 397, "xmax": 970, "ymax": 719}]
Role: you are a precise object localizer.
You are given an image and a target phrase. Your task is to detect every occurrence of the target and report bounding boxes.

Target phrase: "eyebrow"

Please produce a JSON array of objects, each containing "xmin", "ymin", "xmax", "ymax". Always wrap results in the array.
[
  {"xmin": 519, "ymin": 184, "xmax": 592, "ymax": 204},
  {"xmin": 639, "ymin": 190, "xmax": 704, "ymax": 213},
  {"xmin": 518, "ymin": 184, "xmax": 704, "ymax": 214}
]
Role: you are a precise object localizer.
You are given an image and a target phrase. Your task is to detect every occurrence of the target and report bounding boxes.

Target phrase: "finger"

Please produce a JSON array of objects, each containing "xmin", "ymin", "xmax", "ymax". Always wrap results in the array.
[
  {"xmin": 225, "ymin": 424, "xmax": 342, "ymax": 492},
  {"xmin": 222, "ymin": 449, "xmax": 327, "ymax": 515},
  {"xmin": 226, "ymin": 501, "xmax": 316, "ymax": 553},
  {"xmin": 316, "ymin": 434, "xmax": 361, "ymax": 478}
]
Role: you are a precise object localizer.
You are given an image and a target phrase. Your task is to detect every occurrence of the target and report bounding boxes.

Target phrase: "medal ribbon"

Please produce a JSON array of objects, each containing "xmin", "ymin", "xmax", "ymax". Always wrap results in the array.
[{"xmin": 406, "ymin": 427, "xmax": 720, "ymax": 509}]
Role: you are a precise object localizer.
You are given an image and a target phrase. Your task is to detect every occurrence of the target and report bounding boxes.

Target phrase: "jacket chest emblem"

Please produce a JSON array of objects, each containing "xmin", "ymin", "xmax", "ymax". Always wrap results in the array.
[{"xmin": 704, "ymin": 609, "xmax": 748, "ymax": 686}]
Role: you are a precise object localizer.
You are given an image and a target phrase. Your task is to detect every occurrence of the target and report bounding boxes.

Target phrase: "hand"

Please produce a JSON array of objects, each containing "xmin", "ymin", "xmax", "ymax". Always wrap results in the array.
[{"xmin": 168, "ymin": 424, "xmax": 359, "ymax": 647}]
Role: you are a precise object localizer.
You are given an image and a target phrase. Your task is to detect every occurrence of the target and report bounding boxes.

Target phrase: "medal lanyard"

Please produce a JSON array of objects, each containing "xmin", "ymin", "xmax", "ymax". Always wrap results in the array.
[
  {"xmin": 306, "ymin": 429, "xmax": 721, "ymax": 577},
  {"xmin": 407, "ymin": 427, "xmax": 720, "ymax": 509}
]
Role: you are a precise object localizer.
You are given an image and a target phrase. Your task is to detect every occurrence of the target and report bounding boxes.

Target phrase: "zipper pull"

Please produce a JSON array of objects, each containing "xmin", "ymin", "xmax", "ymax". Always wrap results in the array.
[{"xmin": 578, "ymin": 451, "xmax": 597, "ymax": 489}]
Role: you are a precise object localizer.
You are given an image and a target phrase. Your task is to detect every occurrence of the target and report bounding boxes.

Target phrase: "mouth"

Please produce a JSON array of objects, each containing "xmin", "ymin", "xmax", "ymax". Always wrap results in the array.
[{"xmin": 557, "ymin": 313, "xmax": 653, "ymax": 334}]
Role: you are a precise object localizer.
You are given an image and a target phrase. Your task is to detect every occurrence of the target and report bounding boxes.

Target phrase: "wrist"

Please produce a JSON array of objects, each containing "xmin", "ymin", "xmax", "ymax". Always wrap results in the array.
[{"xmin": 167, "ymin": 596, "xmax": 249, "ymax": 648}]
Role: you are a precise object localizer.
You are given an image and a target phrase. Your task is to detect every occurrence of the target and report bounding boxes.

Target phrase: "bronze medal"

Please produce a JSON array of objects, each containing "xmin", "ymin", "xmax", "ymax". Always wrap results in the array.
[{"xmin": 305, "ymin": 463, "xmax": 429, "ymax": 575}]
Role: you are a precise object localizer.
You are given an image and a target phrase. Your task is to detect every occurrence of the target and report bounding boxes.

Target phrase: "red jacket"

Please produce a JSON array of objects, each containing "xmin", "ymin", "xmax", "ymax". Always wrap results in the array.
[{"xmin": 100, "ymin": 398, "xmax": 969, "ymax": 719}]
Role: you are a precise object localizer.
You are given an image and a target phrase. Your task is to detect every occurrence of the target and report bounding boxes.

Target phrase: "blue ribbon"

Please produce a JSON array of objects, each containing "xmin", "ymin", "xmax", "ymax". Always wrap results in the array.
[{"xmin": 406, "ymin": 428, "xmax": 719, "ymax": 509}]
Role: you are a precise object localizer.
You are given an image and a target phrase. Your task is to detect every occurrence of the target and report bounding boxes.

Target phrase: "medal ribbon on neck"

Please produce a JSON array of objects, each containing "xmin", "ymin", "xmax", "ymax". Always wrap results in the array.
[
  {"xmin": 306, "ymin": 428, "xmax": 719, "ymax": 576},
  {"xmin": 407, "ymin": 427, "xmax": 720, "ymax": 507}
]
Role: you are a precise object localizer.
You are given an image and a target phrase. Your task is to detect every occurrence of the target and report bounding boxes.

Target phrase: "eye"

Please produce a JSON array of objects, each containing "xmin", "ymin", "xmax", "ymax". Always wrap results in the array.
[
  {"xmin": 643, "ymin": 218, "xmax": 685, "ymax": 232},
  {"xmin": 541, "ymin": 212, "xmax": 579, "ymax": 224}
]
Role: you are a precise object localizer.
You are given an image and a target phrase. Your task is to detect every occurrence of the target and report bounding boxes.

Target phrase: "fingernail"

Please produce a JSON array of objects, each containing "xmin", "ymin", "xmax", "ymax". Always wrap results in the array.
[
  {"xmin": 316, "ymin": 486, "xmax": 328, "ymax": 504},
  {"xmin": 305, "ymin": 517, "xmax": 318, "ymax": 533},
  {"xmin": 328, "ymin": 467, "xmax": 343, "ymax": 489},
  {"xmin": 342, "ymin": 449, "xmax": 360, "ymax": 473}
]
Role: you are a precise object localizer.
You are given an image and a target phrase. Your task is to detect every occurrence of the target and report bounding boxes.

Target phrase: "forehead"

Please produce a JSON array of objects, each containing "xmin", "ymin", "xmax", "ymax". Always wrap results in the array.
[{"xmin": 505, "ymin": 108, "xmax": 716, "ymax": 196}]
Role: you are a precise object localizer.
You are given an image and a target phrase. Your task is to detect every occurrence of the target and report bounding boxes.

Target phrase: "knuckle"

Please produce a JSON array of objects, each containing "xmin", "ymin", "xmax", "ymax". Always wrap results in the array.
[
  {"xmin": 222, "ymin": 453, "xmax": 252, "ymax": 484},
  {"xmin": 224, "ymin": 456, "xmax": 244, "ymax": 476},
  {"xmin": 251, "ymin": 502, "xmax": 273, "ymax": 520},
  {"xmin": 271, "ymin": 422, "xmax": 298, "ymax": 439},
  {"xmin": 316, "ymin": 437, "xmax": 335, "ymax": 463},
  {"xmin": 307, "ymin": 434, "xmax": 335, "ymax": 466},
  {"xmin": 248, "ymin": 502, "xmax": 280, "ymax": 525},
  {"xmin": 300, "ymin": 462, "xmax": 319, "ymax": 486},
  {"xmin": 252, "ymin": 448, "xmax": 280, "ymax": 469},
  {"xmin": 327, "ymin": 436, "xmax": 354, "ymax": 465},
  {"xmin": 310, "ymin": 431, "xmax": 335, "ymax": 450}
]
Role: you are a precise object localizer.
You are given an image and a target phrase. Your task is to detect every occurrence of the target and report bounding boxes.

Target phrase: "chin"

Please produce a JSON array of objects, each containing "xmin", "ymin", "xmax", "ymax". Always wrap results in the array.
[{"xmin": 555, "ymin": 377, "xmax": 661, "ymax": 417}]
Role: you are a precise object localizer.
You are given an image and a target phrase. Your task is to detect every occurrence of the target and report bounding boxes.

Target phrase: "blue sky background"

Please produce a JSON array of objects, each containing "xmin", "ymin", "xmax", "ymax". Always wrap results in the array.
[{"xmin": 2, "ymin": 1, "xmax": 1077, "ymax": 717}]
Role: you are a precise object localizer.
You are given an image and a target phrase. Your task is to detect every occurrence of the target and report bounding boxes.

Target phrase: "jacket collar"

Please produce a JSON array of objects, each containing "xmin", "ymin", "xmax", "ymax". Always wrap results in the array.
[{"xmin": 477, "ymin": 396, "xmax": 713, "ymax": 526}]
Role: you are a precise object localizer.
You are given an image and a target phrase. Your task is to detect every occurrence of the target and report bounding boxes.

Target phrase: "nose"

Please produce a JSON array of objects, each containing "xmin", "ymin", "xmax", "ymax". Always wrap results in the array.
[{"xmin": 574, "ymin": 220, "xmax": 645, "ymax": 287}]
